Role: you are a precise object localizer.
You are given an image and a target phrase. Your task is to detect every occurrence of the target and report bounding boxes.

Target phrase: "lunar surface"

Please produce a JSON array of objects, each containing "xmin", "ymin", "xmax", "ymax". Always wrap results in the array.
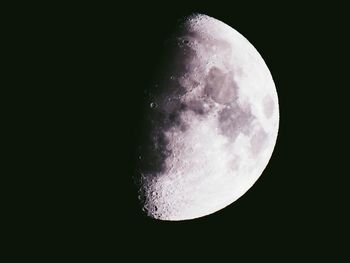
[{"xmin": 135, "ymin": 14, "xmax": 279, "ymax": 221}]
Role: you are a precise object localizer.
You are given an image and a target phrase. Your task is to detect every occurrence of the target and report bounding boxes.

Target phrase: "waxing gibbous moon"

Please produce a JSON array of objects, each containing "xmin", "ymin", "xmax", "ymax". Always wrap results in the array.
[{"xmin": 135, "ymin": 14, "xmax": 279, "ymax": 221}]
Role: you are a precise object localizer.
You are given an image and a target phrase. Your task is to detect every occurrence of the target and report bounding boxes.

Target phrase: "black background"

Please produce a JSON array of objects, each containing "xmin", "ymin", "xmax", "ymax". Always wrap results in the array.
[{"xmin": 22, "ymin": 1, "xmax": 348, "ymax": 259}]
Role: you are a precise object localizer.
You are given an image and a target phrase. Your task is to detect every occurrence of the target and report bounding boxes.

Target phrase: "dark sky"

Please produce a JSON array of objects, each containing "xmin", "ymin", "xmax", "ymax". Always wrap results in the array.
[{"xmin": 37, "ymin": 1, "xmax": 347, "ymax": 259}]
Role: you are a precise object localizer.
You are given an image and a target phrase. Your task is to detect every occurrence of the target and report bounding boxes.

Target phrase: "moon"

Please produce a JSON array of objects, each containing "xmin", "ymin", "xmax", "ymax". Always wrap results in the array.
[{"xmin": 135, "ymin": 14, "xmax": 279, "ymax": 221}]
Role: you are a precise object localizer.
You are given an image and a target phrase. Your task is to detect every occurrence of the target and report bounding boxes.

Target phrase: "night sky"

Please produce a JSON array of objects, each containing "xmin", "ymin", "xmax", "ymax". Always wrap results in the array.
[{"xmin": 33, "ymin": 1, "xmax": 347, "ymax": 259}]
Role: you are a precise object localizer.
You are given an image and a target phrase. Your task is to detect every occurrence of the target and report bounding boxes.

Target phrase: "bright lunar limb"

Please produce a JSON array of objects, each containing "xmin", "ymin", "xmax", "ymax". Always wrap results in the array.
[{"xmin": 136, "ymin": 14, "xmax": 279, "ymax": 221}]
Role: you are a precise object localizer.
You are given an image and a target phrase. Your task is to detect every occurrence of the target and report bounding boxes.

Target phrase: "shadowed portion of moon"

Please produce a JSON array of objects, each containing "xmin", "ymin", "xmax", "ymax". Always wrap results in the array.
[
  {"xmin": 136, "ymin": 32, "xmax": 201, "ymax": 177},
  {"xmin": 136, "ymin": 114, "xmax": 171, "ymax": 175}
]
